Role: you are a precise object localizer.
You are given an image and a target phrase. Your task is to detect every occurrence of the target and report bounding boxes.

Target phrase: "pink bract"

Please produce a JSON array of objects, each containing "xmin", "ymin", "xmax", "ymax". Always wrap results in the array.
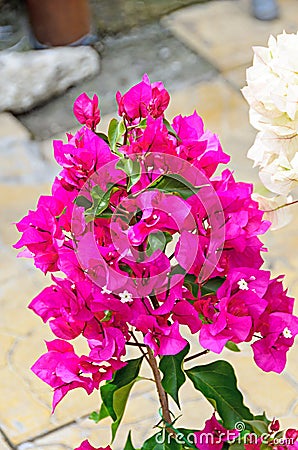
[
  {"xmin": 73, "ymin": 93, "xmax": 100, "ymax": 131},
  {"xmin": 194, "ymin": 413, "xmax": 239, "ymax": 450}
]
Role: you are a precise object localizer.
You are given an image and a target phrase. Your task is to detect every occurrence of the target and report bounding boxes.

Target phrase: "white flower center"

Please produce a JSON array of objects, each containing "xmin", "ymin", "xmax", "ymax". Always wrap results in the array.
[
  {"xmin": 237, "ymin": 279, "xmax": 249, "ymax": 290},
  {"xmin": 119, "ymin": 290, "xmax": 133, "ymax": 303},
  {"xmin": 282, "ymin": 327, "xmax": 292, "ymax": 339},
  {"xmin": 101, "ymin": 285, "xmax": 112, "ymax": 295}
]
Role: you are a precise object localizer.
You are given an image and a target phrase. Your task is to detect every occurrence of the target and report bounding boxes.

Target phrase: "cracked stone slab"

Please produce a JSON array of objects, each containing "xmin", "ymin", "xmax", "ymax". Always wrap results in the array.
[
  {"xmin": 0, "ymin": 184, "xmax": 100, "ymax": 445},
  {"xmin": 0, "ymin": 46, "xmax": 100, "ymax": 114},
  {"xmin": 0, "ymin": 138, "xmax": 58, "ymax": 184},
  {"xmin": 17, "ymin": 392, "xmax": 158, "ymax": 450},
  {"xmin": 16, "ymin": 417, "xmax": 149, "ymax": 450},
  {"xmin": 166, "ymin": 76, "xmax": 259, "ymax": 184},
  {"xmin": 0, "ymin": 434, "xmax": 12, "ymax": 450},
  {"xmin": 163, "ymin": 0, "xmax": 298, "ymax": 78}
]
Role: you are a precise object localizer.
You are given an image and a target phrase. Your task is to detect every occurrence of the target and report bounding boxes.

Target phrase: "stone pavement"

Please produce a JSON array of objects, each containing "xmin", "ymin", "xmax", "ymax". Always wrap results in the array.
[{"xmin": 1, "ymin": 0, "xmax": 298, "ymax": 448}]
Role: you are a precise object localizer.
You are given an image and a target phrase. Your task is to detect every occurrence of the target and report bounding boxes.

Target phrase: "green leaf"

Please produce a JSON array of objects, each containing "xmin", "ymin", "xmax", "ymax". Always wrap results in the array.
[
  {"xmin": 148, "ymin": 173, "xmax": 205, "ymax": 200},
  {"xmin": 89, "ymin": 410, "xmax": 101, "ymax": 423},
  {"xmin": 176, "ymin": 428, "xmax": 199, "ymax": 449},
  {"xmin": 89, "ymin": 402, "xmax": 110, "ymax": 423},
  {"xmin": 92, "ymin": 185, "xmax": 112, "ymax": 216},
  {"xmin": 98, "ymin": 207, "xmax": 113, "ymax": 219},
  {"xmin": 243, "ymin": 420, "xmax": 268, "ymax": 436},
  {"xmin": 100, "ymin": 310, "xmax": 112, "ymax": 322},
  {"xmin": 273, "ymin": 430, "xmax": 285, "ymax": 440},
  {"xmin": 254, "ymin": 412, "xmax": 270, "ymax": 425},
  {"xmin": 160, "ymin": 344, "xmax": 190, "ymax": 408},
  {"xmin": 184, "ymin": 274, "xmax": 199, "ymax": 298},
  {"xmin": 111, "ymin": 382, "xmax": 135, "ymax": 441},
  {"xmin": 141, "ymin": 432, "xmax": 182, "ymax": 450},
  {"xmin": 108, "ymin": 118, "xmax": 126, "ymax": 151},
  {"xmin": 225, "ymin": 341, "xmax": 241, "ymax": 352},
  {"xmin": 97, "ymin": 402, "xmax": 110, "ymax": 421},
  {"xmin": 94, "ymin": 192, "xmax": 113, "ymax": 216},
  {"xmin": 228, "ymin": 443, "xmax": 245, "ymax": 450},
  {"xmin": 146, "ymin": 231, "xmax": 172, "ymax": 257},
  {"xmin": 84, "ymin": 184, "xmax": 118, "ymax": 221},
  {"xmin": 97, "ymin": 132, "xmax": 109, "ymax": 143},
  {"xmin": 99, "ymin": 357, "xmax": 143, "ymax": 442},
  {"xmin": 55, "ymin": 206, "xmax": 67, "ymax": 219},
  {"xmin": 138, "ymin": 118, "xmax": 147, "ymax": 128},
  {"xmin": 119, "ymin": 120, "xmax": 126, "ymax": 135},
  {"xmin": 124, "ymin": 431, "xmax": 138, "ymax": 450},
  {"xmin": 201, "ymin": 277, "xmax": 225, "ymax": 296},
  {"xmin": 116, "ymin": 157, "xmax": 141, "ymax": 190},
  {"xmin": 260, "ymin": 444, "xmax": 272, "ymax": 450},
  {"xmin": 108, "ymin": 118, "xmax": 119, "ymax": 150},
  {"xmin": 163, "ymin": 118, "xmax": 180, "ymax": 140},
  {"xmin": 90, "ymin": 185, "xmax": 105, "ymax": 201},
  {"xmin": 170, "ymin": 265, "xmax": 187, "ymax": 276},
  {"xmin": 74, "ymin": 195, "xmax": 92, "ymax": 209},
  {"xmin": 186, "ymin": 360, "xmax": 253, "ymax": 429}
]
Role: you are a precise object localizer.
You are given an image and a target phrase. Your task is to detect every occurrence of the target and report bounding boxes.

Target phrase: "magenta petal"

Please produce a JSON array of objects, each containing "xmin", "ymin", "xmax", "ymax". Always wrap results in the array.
[
  {"xmin": 158, "ymin": 321, "xmax": 188, "ymax": 356},
  {"xmin": 252, "ymin": 338, "xmax": 286, "ymax": 373},
  {"xmin": 199, "ymin": 326, "xmax": 229, "ymax": 353},
  {"xmin": 172, "ymin": 301, "xmax": 201, "ymax": 333}
]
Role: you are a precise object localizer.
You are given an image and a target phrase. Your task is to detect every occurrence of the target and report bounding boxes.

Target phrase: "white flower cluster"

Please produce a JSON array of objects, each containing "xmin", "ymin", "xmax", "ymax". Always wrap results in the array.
[{"xmin": 242, "ymin": 32, "xmax": 298, "ymax": 228}]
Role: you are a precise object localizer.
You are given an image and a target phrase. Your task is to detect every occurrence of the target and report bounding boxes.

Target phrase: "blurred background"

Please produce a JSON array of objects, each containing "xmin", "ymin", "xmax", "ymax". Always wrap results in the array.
[{"xmin": 0, "ymin": 1, "xmax": 297, "ymax": 449}]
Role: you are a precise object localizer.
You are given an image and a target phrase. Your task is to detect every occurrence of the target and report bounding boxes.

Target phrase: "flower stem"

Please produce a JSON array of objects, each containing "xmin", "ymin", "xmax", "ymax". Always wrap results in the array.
[
  {"xmin": 184, "ymin": 349, "xmax": 210, "ymax": 362},
  {"xmin": 147, "ymin": 347, "xmax": 171, "ymax": 425},
  {"xmin": 126, "ymin": 342, "xmax": 147, "ymax": 348},
  {"xmin": 129, "ymin": 331, "xmax": 150, "ymax": 364},
  {"xmin": 264, "ymin": 199, "xmax": 298, "ymax": 213}
]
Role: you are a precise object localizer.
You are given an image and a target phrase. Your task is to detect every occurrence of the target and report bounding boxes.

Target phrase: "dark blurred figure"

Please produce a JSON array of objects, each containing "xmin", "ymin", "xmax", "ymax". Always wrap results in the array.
[{"xmin": 251, "ymin": 0, "xmax": 279, "ymax": 20}]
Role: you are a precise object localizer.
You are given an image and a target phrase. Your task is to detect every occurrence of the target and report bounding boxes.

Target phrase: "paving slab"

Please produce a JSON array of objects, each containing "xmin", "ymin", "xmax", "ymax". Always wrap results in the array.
[
  {"xmin": 167, "ymin": 76, "xmax": 259, "ymax": 184},
  {"xmin": 0, "ymin": 184, "xmax": 101, "ymax": 445},
  {"xmin": 163, "ymin": 0, "xmax": 298, "ymax": 88},
  {"xmin": 0, "ymin": 114, "xmax": 54, "ymax": 186},
  {"xmin": 0, "ymin": 112, "xmax": 31, "ymax": 140},
  {"xmin": 0, "ymin": 433, "xmax": 12, "ymax": 450},
  {"xmin": 17, "ymin": 416, "xmax": 157, "ymax": 450}
]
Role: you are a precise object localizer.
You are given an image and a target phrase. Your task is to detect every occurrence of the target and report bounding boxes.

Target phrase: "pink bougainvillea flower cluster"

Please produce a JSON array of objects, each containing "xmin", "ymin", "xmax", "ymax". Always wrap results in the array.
[
  {"xmin": 116, "ymin": 73, "xmax": 170, "ymax": 122},
  {"xmin": 14, "ymin": 75, "xmax": 297, "ymax": 448}
]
